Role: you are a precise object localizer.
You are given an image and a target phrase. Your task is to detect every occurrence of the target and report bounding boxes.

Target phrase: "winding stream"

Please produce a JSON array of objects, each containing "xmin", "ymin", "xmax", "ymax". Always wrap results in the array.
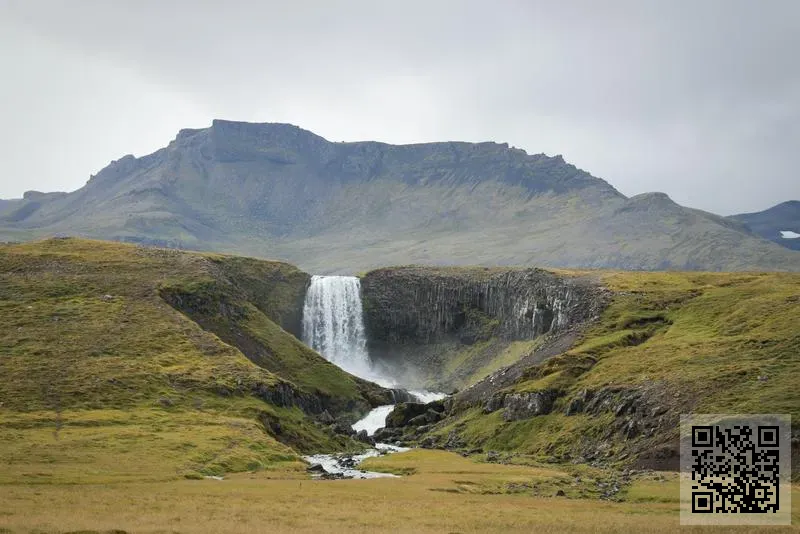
[{"xmin": 303, "ymin": 402, "xmax": 434, "ymax": 479}]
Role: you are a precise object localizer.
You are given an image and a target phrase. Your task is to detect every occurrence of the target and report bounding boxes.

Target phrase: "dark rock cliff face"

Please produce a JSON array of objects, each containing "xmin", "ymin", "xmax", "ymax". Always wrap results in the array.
[{"xmin": 360, "ymin": 266, "xmax": 608, "ymax": 389}]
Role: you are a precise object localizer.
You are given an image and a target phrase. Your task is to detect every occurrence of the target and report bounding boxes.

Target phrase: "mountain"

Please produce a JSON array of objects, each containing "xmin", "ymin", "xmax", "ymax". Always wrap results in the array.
[
  {"xmin": 0, "ymin": 198, "xmax": 21, "ymax": 216},
  {"xmin": 2, "ymin": 119, "xmax": 798, "ymax": 272},
  {"xmin": 729, "ymin": 200, "xmax": 800, "ymax": 251}
]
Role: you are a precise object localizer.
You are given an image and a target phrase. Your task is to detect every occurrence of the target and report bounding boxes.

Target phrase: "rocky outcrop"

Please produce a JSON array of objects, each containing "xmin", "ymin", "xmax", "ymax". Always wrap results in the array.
[
  {"xmin": 385, "ymin": 402, "xmax": 432, "ymax": 428},
  {"xmin": 360, "ymin": 266, "xmax": 608, "ymax": 389},
  {"xmin": 362, "ymin": 267, "xmax": 604, "ymax": 345},
  {"xmin": 561, "ymin": 383, "xmax": 681, "ymax": 469},
  {"xmin": 482, "ymin": 390, "xmax": 560, "ymax": 421},
  {"xmin": 373, "ymin": 400, "xmax": 449, "ymax": 444},
  {"xmin": 251, "ymin": 381, "xmax": 325, "ymax": 414}
]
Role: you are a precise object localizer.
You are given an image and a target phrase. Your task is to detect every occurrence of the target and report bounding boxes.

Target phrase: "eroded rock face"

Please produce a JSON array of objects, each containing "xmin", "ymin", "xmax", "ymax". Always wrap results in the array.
[
  {"xmin": 503, "ymin": 391, "xmax": 558, "ymax": 420},
  {"xmin": 481, "ymin": 390, "xmax": 559, "ymax": 421},
  {"xmin": 360, "ymin": 267, "xmax": 607, "ymax": 388},
  {"xmin": 362, "ymin": 267, "xmax": 603, "ymax": 345},
  {"xmin": 561, "ymin": 383, "xmax": 681, "ymax": 469},
  {"xmin": 385, "ymin": 402, "xmax": 433, "ymax": 428}
]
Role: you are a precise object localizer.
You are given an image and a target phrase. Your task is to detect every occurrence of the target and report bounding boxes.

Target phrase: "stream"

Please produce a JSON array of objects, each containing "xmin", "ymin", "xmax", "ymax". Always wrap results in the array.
[
  {"xmin": 300, "ymin": 276, "xmax": 446, "ymax": 479},
  {"xmin": 303, "ymin": 395, "xmax": 443, "ymax": 479}
]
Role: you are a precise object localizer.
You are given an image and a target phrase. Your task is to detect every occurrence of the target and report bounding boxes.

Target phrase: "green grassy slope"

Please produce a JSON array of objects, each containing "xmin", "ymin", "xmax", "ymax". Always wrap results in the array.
[
  {"xmin": 425, "ymin": 270, "xmax": 800, "ymax": 476},
  {"xmin": 0, "ymin": 238, "xmax": 381, "ymax": 483}
]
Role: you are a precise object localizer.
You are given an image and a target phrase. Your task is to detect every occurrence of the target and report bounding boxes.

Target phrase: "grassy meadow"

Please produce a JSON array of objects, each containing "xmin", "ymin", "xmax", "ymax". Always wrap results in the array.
[{"xmin": 0, "ymin": 449, "xmax": 798, "ymax": 533}]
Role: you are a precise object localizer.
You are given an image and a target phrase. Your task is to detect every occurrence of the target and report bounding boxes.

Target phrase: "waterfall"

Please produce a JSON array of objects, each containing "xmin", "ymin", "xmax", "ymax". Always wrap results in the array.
[
  {"xmin": 302, "ymin": 275, "xmax": 445, "ymax": 417},
  {"xmin": 302, "ymin": 275, "xmax": 372, "ymax": 378}
]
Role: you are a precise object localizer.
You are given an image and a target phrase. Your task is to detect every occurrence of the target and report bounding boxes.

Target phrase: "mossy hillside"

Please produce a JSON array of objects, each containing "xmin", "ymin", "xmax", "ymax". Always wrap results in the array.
[
  {"xmin": 435, "ymin": 338, "xmax": 544, "ymax": 391},
  {"xmin": 159, "ymin": 274, "xmax": 387, "ymax": 411},
  {"xmin": 424, "ymin": 270, "xmax": 800, "ymax": 470},
  {"xmin": 0, "ymin": 238, "xmax": 376, "ymax": 481},
  {"xmin": 576, "ymin": 271, "xmax": 800, "ymax": 415}
]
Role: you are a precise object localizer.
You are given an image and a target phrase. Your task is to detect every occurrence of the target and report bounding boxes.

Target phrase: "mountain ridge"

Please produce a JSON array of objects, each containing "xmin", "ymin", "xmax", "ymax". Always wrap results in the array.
[
  {"xmin": 729, "ymin": 200, "xmax": 800, "ymax": 251},
  {"xmin": 1, "ymin": 119, "xmax": 798, "ymax": 273}
]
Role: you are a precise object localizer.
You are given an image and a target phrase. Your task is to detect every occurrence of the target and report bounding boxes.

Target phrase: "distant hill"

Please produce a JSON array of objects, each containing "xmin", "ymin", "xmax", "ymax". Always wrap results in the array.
[
  {"xmin": 0, "ymin": 198, "xmax": 21, "ymax": 216},
  {"xmin": 1, "ymin": 119, "xmax": 798, "ymax": 272},
  {"xmin": 729, "ymin": 200, "xmax": 800, "ymax": 251}
]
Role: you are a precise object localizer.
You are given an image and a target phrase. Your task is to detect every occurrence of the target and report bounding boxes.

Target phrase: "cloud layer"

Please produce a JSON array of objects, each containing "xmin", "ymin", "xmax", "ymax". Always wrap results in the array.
[{"xmin": 1, "ymin": 0, "xmax": 798, "ymax": 214}]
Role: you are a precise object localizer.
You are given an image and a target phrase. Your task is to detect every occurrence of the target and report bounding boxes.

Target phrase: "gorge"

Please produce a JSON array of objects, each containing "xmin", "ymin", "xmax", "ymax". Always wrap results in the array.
[
  {"xmin": 300, "ymin": 274, "xmax": 448, "ymax": 437},
  {"xmin": 1, "ymin": 238, "xmax": 798, "ymax": 533},
  {"xmin": 296, "ymin": 268, "xmax": 610, "ymax": 448}
]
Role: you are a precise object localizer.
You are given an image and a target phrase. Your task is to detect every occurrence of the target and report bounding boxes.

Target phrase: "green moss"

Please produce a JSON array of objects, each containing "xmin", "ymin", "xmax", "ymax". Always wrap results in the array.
[
  {"xmin": 430, "ymin": 269, "xmax": 800, "ymax": 467},
  {"xmin": 0, "ymin": 238, "xmax": 376, "ymax": 481},
  {"xmin": 465, "ymin": 340, "xmax": 541, "ymax": 386},
  {"xmin": 576, "ymin": 271, "xmax": 800, "ymax": 417}
]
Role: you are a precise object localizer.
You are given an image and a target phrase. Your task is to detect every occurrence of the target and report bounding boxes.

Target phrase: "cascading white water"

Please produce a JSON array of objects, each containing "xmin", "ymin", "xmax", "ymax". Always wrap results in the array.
[
  {"xmin": 302, "ymin": 275, "xmax": 447, "ymax": 438},
  {"xmin": 302, "ymin": 275, "xmax": 372, "ymax": 378}
]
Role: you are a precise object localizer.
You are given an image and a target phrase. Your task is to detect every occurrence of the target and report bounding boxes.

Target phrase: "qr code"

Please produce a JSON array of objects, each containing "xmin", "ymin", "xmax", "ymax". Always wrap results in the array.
[{"xmin": 680, "ymin": 414, "xmax": 791, "ymax": 526}]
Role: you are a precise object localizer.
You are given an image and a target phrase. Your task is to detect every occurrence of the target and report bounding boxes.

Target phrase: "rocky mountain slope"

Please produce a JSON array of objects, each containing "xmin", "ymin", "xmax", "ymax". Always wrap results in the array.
[
  {"xmin": 1, "ymin": 120, "xmax": 798, "ymax": 272},
  {"xmin": 729, "ymin": 200, "xmax": 800, "ymax": 251}
]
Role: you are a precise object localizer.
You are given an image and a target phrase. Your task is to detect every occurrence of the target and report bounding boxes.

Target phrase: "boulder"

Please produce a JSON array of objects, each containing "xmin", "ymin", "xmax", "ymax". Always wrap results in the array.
[
  {"xmin": 407, "ymin": 414, "xmax": 429, "ymax": 426},
  {"xmin": 502, "ymin": 390, "xmax": 558, "ymax": 421},
  {"xmin": 356, "ymin": 429, "xmax": 375, "ymax": 445},
  {"xmin": 306, "ymin": 463, "xmax": 326, "ymax": 473},
  {"xmin": 420, "ymin": 436, "xmax": 437, "ymax": 449},
  {"xmin": 385, "ymin": 402, "xmax": 428, "ymax": 428},
  {"xmin": 331, "ymin": 422, "xmax": 357, "ymax": 436},
  {"xmin": 483, "ymin": 393, "xmax": 506, "ymax": 414},
  {"xmin": 339, "ymin": 456, "xmax": 357, "ymax": 469},
  {"xmin": 444, "ymin": 430, "xmax": 466, "ymax": 449},
  {"xmin": 564, "ymin": 389, "xmax": 593, "ymax": 415},
  {"xmin": 317, "ymin": 410, "xmax": 335, "ymax": 424},
  {"xmin": 373, "ymin": 427, "xmax": 401, "ymax": 442}
]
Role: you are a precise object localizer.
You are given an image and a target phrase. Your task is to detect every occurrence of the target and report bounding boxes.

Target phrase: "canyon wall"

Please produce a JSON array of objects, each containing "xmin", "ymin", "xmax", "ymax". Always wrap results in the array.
[{"xmin": 360, "ymin": 266, "xmax": 608, "ymax": 389}]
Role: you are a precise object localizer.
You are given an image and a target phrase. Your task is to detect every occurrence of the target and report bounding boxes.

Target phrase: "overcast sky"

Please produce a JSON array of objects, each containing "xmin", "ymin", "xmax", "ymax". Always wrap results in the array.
[{"xmin": 1, "ymin": 0, "xmax": 798, "ymax": 215}]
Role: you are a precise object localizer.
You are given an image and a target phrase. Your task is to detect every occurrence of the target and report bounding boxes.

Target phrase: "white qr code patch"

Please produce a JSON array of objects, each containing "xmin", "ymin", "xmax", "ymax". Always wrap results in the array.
[{"xmin": 680, "ymin": 414, "xmax": 791, "ymax": 526}]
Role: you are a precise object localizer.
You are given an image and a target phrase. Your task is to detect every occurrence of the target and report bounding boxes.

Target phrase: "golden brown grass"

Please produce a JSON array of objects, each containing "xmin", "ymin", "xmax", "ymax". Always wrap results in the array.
[{"xmin": 1, "ymin": 449, "xmax": 798, "ymax": 533}]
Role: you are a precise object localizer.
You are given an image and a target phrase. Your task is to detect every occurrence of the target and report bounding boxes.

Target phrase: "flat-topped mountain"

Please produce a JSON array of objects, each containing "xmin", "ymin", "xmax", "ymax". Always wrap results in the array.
[{"xmin": 2, "ymin": 119, "xmax": 798, "ymax": 272}]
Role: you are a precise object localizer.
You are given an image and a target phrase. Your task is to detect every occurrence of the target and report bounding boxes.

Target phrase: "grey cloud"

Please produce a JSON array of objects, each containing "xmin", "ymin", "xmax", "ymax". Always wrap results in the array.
[{"xmin": 1, "ymin": 0, "xmax": 798, "ymax": 214}]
